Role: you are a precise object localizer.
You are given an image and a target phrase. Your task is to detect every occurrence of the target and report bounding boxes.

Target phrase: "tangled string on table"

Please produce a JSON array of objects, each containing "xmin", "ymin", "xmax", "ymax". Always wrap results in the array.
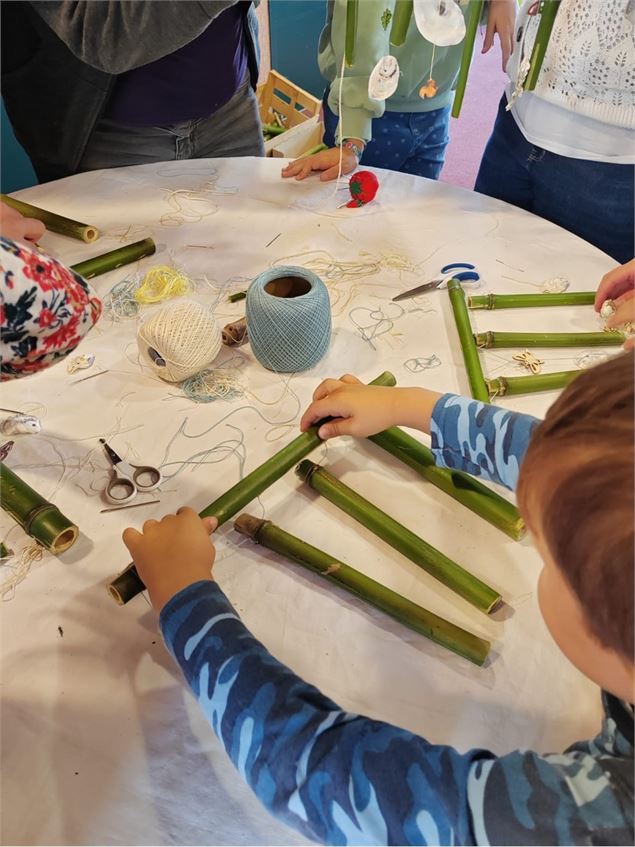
[{"xmin": 404, "ymin": 354, "xmax": 441, "ymax": 373}]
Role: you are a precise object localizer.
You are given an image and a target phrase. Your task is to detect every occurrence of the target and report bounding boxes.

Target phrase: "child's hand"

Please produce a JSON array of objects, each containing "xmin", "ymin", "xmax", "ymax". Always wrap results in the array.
[
  {"xmin": 122, "ymin": 507, "xmax": 218, "ymax": 612},
  {"xmin": 281, "ymin": 146, "xmax": 359, "ymax": 182},
  {"xmin": 595, "ymin": 260, "xmax": 635, "ymax": 350},
  {"xmin": 0, "ymin": 200, "xmax": 45, "ymax": 243},
  {"xmin": 482, "ymin": 0, "xmax": 516, "ymax": 71}
]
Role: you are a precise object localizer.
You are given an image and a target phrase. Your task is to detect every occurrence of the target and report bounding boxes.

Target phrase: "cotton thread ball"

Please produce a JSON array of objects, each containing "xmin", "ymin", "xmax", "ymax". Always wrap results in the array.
[
  {"xmin": 137, "ymin": 301, "xmax": 222, "ymax": 382},
  {"xmin": 245, "ymin": 266, "xmax": 332, "ymax": 373}
]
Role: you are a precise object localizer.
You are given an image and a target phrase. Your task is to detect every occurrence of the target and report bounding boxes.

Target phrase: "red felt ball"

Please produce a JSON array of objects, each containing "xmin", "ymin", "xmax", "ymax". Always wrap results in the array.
[{"xmin": 346, "ymin": 170, "xmax": 380, "ymax": 208}]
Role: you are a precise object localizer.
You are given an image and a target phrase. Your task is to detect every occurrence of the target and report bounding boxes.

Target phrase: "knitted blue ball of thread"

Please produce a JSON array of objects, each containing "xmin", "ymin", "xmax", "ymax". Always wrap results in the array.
[{"xmin": 246, "ymin": 266, "xmax": 332, "ymax": 372}]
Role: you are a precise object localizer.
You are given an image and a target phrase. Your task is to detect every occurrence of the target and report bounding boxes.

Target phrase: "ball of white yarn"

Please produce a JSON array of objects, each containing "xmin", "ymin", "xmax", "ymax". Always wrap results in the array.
[{"xmin": 137, "ymin": 301, "xmax": 222, "ymax": 382}]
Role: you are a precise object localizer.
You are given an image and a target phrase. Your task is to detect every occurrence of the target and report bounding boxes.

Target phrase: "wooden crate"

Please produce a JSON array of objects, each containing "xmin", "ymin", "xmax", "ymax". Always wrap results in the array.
[{"xmin": 257, "ymin": 70, "xmax": 323, "ymax": 156}]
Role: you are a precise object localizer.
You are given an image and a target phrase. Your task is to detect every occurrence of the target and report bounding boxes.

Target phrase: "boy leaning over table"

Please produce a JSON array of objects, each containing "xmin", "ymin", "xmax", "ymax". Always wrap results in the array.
[{"xmin": 123, "ymin": 343, "xmax": 634, "ymax": 845}]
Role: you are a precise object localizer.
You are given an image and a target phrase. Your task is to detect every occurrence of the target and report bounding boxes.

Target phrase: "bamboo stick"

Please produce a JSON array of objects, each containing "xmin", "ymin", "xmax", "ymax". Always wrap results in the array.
[
  {"xmin": 1, "ymin": 194, "xmax": 99, "ymax": 243},
  {"xmin": 486, "ymin": 370, "xmax": 578, "ymax": 398},
  {"xmin": 296, "ymin": 143, "xmax": 329, "ymax": 159},
  {"xmin": 0, "ymin": 462, "xmax": 78, "ymax": 553},
  {"xmin": 475, "ymin": 331, "xmax": 626, "ymax": 349},
  {"xmin": 345, "ymin": 0, "xmax": 359, "ymax": 66},
  {"xmin": 262, "ymin": 123, "xmax": 286, "ymax": 136},
  {"xmin": 296, "ymin": 460, "xmax": 502, "ymax": 614},
  {"xmin": 389, "ymin": 0, "xmax": 413, "ymax": 46},
  {"xmin": 234, "ymin": 514, "xmax": 490, "ymax": 665},
  {"xmin": 524, "ymin": 0, "xmax": 561, "ymax": 91},
  {"xmin": 109, "ymin": 371, "xmax": 397, "ymax": 605},
  {"xmin": 368, "ymin": 427, "xmax": 524, "ymax": 540},
  {"xmin": 448, "ymin": 278, "xmax": 489, "ymax": 401},
  {"xmin": 468, "ymin": 292, "xmax": 595, "ymax": 310},
  {"xmin": 451, "ymin": 0, "xmax": 485, "ymax": 118},
  {"xmin": 70, "ymin": 238, "xmax": 156, "ymax": 279}
]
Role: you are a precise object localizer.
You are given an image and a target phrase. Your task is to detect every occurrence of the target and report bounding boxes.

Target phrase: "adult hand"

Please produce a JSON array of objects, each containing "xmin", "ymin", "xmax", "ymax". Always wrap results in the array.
[
  {"xmin": 595, "ymin": 259, "xmax": 635, "ymax": 350},
  {"xmin": 482, "ymin": 0, "xmax": 516, "ymax": 71},
  {"xmin": 281, "ymin": 146, "xmax": 358, "ymax": 182},
  {"xmin": 0, "ymin": 200, "xmax": 45, "ymax": 243},
  {"xmin": 122, "ymin": 507, "xmax": 218, "ymax": 612}
]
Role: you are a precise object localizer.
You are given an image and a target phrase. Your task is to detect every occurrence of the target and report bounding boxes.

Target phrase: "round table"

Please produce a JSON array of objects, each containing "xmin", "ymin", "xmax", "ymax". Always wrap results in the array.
[{"xmin": 1, "ymin": 158, "xmax": 617, "ymax": 846}]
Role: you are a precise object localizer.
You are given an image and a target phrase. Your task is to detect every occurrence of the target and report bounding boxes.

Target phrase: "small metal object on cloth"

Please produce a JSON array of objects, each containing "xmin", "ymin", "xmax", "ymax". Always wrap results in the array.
[
  {"xmin": 100, "ymin": 439, "xmax": 162, "ymax": 505},
  {"xmin": 393, "ymin": 262, "xmax": 481, "ymax": 302}
]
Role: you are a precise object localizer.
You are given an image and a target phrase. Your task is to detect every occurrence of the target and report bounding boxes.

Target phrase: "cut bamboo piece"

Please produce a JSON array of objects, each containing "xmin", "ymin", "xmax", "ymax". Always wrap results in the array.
[
  {"xmin": 0, "ymin": 462, "xmax": 78, "ymax": 553},
  {"xmin": 70, "ymin": 238, "xmax": 156, "ymax": 279},
  {"xmin": 296, "ymin": 460, "xmax": 502, "ymax": 614},
  {"xmin": 475, "ymin": 331, "xmax": 626, "ymax": 349},
  {"xmin": 109, "ymin": 371, "xmax": 397, "ymax": 605},
  {"xmin": 487, "ymin": 370, "xmax": 579, "ymax": 398},
  {"xmin": 448, "ymin": 277, "xmax": 489, "ymax": 401},
  {"xmin": 451, "ymin": 0, "xmax": 484, "ymax": 118},
  {"xmin": 262, "ymin": 123, "xmax": 286, "ymax": 136},
  {"xmin": 524, "ymin": 0, "xmax": 561, "ymax": 91},
  {"xmin": 368, "ymin": 427, "xmax": 524, "ymax": 540},
  {"xmin": 390, "ymin": 0, "xmax": 413, "ymax": 46},
  {"xmin": 235, "ymin": 514, "xmax": 490, "ymax": 665},
  {"xmin": 1, "ymin": 193, "xmax": 99, "ymax": 243},
  {"xmin": 345, "ymin": 0, "xmax": 358, "ymax": 66},
  {"xmin": 468, "ymin": 292, "xmax": 595, "ymax": 310}
]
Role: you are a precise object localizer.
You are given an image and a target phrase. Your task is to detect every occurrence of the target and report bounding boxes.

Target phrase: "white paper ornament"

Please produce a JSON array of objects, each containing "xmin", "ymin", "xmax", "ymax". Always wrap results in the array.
[
  {"xmin": 368, "ymin": 56, "xmax": 400, "ymax": 101},
  {"xmin": 1, "ymin": 414, "xmax": 41, "ymax": 435},
  {"xmin": 413, "ymin": 0, "xmax": 466, "ymax": 47}
]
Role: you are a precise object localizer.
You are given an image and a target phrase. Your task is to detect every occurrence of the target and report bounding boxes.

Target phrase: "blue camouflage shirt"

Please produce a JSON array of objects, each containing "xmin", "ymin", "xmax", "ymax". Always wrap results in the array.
[{"xmin": 160, "ymin": 394, "xmax": 635, "ymax": 845}]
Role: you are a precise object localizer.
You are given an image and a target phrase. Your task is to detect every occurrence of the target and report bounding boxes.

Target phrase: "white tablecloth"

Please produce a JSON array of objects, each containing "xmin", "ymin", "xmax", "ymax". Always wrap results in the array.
[{"xmin": 1, "ymin": 158, "xmax": 617, "ymax": 846}]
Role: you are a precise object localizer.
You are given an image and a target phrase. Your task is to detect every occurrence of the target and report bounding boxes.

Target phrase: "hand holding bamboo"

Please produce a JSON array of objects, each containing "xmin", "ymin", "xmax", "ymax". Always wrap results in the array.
[
  {"xmin": 1, "ymin": 194, "xmax": 99, "ymax": 243},
  {"xmin": 448, "ymin": 278, "xmax": 489, "ymax": 401}
]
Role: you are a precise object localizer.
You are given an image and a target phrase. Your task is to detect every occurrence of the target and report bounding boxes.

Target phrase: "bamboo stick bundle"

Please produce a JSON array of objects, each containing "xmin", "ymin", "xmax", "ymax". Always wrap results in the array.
[
  {"xmin": 475, "ymin": 330, "xmax": 626, "ymax": 349},
  {"xmin": 262, "ymin": 124, "xmax": 286, "ymax": 136},
  {"xmin": 448, "ymin": 277, "xmax": 489, "ymax": 401},
  {"xmin": 468, "ymin": 292, "xmax": 595, "ymax": 310},
  {"xmin": 487, "ymin": 370, "xmax": 579, "ymax": 398},
  {"xmin": 296, "ymin": 460, "xmax": 502, "ymax": 614},
  {"xmin": 345, "ymin": 0, "xmax": 359, "ymax": 66},
  {"xmin": 1, "ymin": 194, "xmax": 99, "ymax": 243},
  {"xmin": 524, "ymin": 0, "xmax": 561, "ymax": 91},
  {"xmin": 390, "ymin": 0, "xmax": 413, "ymax": 46},
  {"xmin": 368, "ymin": 427, "xmax": 524, "ymax": 540},
  {"xmin": 0, "ymin": 462, "xmax": 78, "ymax": 553},
  {"xmin": 451, "ymin": 0, "xmax": 485, "ymax": 118},
  {"xmin": 234, "ymin": 514, "xmax": 490, "ymax": 665},
  {"xmin": 109, "ymin": 371, "xmax": 397, "ymax": 605},
  {"xmin": 70, "ymin": 238, "xmax": 156, "ymax": 280}
]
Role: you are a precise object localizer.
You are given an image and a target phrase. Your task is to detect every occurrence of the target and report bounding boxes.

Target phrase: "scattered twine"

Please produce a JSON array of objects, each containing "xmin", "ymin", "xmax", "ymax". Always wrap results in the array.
[
  {"xmin": 182, "ymin": 368, "xmax": 245, "ymax": 403},
  {"xmin": 1, "ymin": 542, "xmax": 43, "ymax": 601},
  {"xmin": 404, "ymin": 354, "xmax": 441, "ymax": 373}
]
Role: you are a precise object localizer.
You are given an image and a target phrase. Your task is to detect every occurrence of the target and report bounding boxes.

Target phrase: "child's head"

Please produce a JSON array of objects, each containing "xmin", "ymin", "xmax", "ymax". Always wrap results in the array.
[{"xmin": 518, "ymin": 351, "xmax": 634, "ymax": 700}]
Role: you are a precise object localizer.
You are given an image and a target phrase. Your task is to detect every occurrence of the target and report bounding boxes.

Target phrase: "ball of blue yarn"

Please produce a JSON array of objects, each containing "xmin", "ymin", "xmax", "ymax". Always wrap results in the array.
[{"xmin": 246, "ymin": 265, "xmax": 332, "ymax": 373}]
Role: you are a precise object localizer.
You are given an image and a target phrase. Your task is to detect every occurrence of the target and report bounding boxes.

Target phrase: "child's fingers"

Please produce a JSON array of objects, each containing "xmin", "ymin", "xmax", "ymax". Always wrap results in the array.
[
  {"xmin": 482, "ymin": 21, "xmax": 495, "ymax": 54},
  {"xmin": 595, "ymin": 260, "xmax": 635, "ymax": 310},
  {"xmin": 318, "ymin": 418, "xmax": 354, "ymax": 440},
  {"xmin": 293, "ymin": 161, "xmax": 315, "ymax": 181},
  {"xmin": 624, "ymin": 337, "xmax": 635, "ymax": 351},
  {"xmin": 606, "ymin": 298, "xmax": 635, "ymax": 330},
  {"xmin": 281, "ymin": 159, "xmax": 306, "ymax": 178},
  {"xmin": 201, "ymin": 516, "xmax": 218, "ymax": 534},
  {"xmin": 312, "ymin": 378, "xmax": 345, "ymax": 402},
  {"xmin": 22, "ymin": 218, "xmax": 46, "ymax": 241},
  {"xmin": 143, "ymin": 519, "xmax": 159, "ymax": 532},
  {"xmin": 122, "ymin": 526, "xmax": 143, "ymax": 552},
  {"xmin": 339, "ymin": 373, "xmax": 361, "ymax": 385}
]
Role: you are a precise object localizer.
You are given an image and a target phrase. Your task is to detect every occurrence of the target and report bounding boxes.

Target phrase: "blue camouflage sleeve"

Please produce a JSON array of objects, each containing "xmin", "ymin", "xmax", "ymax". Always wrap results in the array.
[{"xmin": 430, "ymin": 394, "xmax": 540, "ymax": 492}]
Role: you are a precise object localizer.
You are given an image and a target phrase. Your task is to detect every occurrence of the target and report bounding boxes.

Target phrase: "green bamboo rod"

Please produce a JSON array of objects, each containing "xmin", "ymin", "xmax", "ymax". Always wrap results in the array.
[
  {"xmin": 451, "ymin": 0, "xmax": 485, "ymax": 118},
  {"xmin": 296, "ymin": 460, "xmax": 502, "ymax": 614},
  {"xmin": 228, "ymin": 291, "xmax": 247, "ymax": 303},
  {"xmin": 389, "ymin": 0, "xmax": 413, "ymax": 46},
  {"xmin": 475, "ymin": 331, "xmax": 626, "ymax": 349},
  {"xmin": 297, "ymin": 143, "xmax": 329, "ymax": 159},
  {"xmin": 262, "ymin": 123, "xmax": 286, "ymax": 136},
  {"xmin": 71, "ymin": 238, "xmax": 156, "ymax": 280},
  {"xmin": 345, "ymin": 0, "xmax": 358, "ymax": 66},
  {"xmin": 486, "ymin": 370, "xmax": 578, "ymax": 398},
  {"xmin": 1, "ymin": 193, "xmax": 99, "ymax": 243},
  {"xmin": 234, "ymin": 514, "xmax": 490, "ymax": 665},
  {"xmin": 448, "ymin": 277, "xmax": 489, "ymax": 401},
  {"xmin": 468, "ymin": 291, "xmax": 595, "ymax": 310},
  {"xmin": 524, "ymin": 1, "xmax": 561, "ymax": 91},
  {"xmin": 0, "ymin": 462, "xmax": 78, "ymax": 553},
  {"xmin": 109, "ymin": 371, "xmax": 397, "ymax": 605},
  {"xmin": 368, "ymin": 427, "xmax": 524, "ymax": 540}
]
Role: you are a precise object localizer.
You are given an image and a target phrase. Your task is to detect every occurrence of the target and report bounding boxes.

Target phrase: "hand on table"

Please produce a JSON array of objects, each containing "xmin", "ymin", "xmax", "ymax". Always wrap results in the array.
[
  {"xmin": 595, "ymin": 259, "xmax": 635, "ymax": 350},
  {"xmin": 482, "ymin": 0, "xmax": 516, "ymax": 71},
  {"xmin": 122, "ymin": 507, "xmax": 217, "ymax": 612},
  {"xmin": 0, "ymin": 200, "xmax": 45, "ymax": 243},
  {"xmin": 281, "ymin": 146, "xmax": 358, "ymax": 182}
]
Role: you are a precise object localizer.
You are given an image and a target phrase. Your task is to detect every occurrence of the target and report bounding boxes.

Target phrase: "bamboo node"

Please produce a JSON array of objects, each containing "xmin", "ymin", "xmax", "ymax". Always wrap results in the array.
[
  {"xmin": 233, "ymin": 514, "xmax": 270, "ymax": 540},
  {"xmin": 295, "ymin": 459, "xmax": 319, "ymax": 483}
]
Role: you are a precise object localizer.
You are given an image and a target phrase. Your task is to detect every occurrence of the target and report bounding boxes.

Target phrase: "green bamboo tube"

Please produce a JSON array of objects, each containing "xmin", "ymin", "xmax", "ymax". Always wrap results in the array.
[
  {"xmin": 262, "ymin": 123, "xmax": 286, "ymax": 136},
  {"xmin": 1, "ymin": 193, "xmax": 99, "ymax": 243},
  {"xmin": 70, "ymin": 238, "xmax": 156, "ymax": 280},
  {"xmin": 468, "ymin": 291, "xmax": 595, "ymax": 310},
  {"xmin": 524, "ymin": 0, "xmax": 561, "ymax": 91},
  {"xmin": 296, "ymin": 460, "xmax": 502, "ymax": 614},
  {"xmin": 345, "ymin": 0, "xmax": 359, "ymax": 66},
  {"xmin": 234, "ymin": 514, "xmax": 490, "ymax": 665},
  {"xmin": 487, "ymin": 370, "xmax": 578, "ymax": 398},
  {"xmin": 0, "ymin": 462, "xmax": 78, "ymax": 553},
  {"xmin": 389, "ymin": 0, "xmax": 413, "ymax": 46},
  {"xmin": 109, "ymin": 371, "xmax": 397, "ymax": 605},
  {"xmin": 228, "ymin": 291, "xmax": 247, "ymax": 303},
  {"xmin": 368, "ymin": 427, "xmax": 525, "ymax": 540},
  {"xmin": 448, "ymin": 278, "xmax": 489, "ymax": 401},
  {"xmin": 475, "ymin": 330, "xmax": 626, "ymax": 349},
  {"xmin": 297, "ymin": 143, "xmax": 329, "ymax": 159},
  {"xmin": 451, "ymin": 0, "xmax": 485, "ymax": 118}
]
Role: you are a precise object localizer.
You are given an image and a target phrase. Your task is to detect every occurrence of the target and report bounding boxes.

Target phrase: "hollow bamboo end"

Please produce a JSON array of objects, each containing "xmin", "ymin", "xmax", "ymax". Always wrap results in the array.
[
  {"xmin": 295, "ymin": 459, "xmax": 319, "ymax": 483},
  {"xmin": 234, "ymin": 514, "xmax": 269, "ymax": 540},
  {"xmin": 83, "ymin": 227, "xmax": 99, "ymax": 243},
  {"xmin": 53, "ymin": 525, "xmax": 79, "ymax": 553},
  {"xmin": 485, "ymin": 595, "xmax": 505, "ymax": 616},
  {"xmin": 108, "ymin": 584, "xmax": 125, "ymax": 605}
]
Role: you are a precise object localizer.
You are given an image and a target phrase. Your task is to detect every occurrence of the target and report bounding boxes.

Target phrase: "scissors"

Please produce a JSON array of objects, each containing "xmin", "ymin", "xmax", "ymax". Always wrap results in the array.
[
  {"xmin": 100, "ymin": 439, "xmax": 162, "ymax": 505},
  {"xmin": 392, "ymin": 262, "xmax": 481, "ymax": 302}
]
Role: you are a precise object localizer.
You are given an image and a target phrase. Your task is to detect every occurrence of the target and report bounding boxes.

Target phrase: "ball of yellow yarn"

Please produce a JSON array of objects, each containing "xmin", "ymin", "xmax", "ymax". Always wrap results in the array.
[{"xmin": 134, "ymin": 266, "xmax": 192, "ymax": 304}]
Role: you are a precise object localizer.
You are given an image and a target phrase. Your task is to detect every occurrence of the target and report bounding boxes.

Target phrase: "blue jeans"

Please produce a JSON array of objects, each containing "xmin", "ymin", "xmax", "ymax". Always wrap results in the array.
[
  {"xmin": 475, "ymin": 97, "xmax": 635, "ymax": 265},
  {"xmin": 323, "ymin": 89, "xmax": 450, "ymax": 179}
]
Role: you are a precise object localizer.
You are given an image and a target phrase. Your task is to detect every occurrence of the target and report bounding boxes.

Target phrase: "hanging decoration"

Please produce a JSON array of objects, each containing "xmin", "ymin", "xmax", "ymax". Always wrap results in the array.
[
  {"xmin": 368, "ymin": 55, "xmax": 400, "ymax": 101},
  {"xmin": 346, "ymin": 171, "xmax": 380, "ymax": 208},
  {"xmin": 413, "ymin": 0, "xmax": 466, "ymax": 46}
]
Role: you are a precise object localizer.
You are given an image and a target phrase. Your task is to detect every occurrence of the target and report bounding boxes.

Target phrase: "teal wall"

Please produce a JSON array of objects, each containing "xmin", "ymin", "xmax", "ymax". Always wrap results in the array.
[
  {"xmin": 269, "ymin": 0, "xmax": 326, "ymax": 98},
  {"xmin": 1, "ymin": 102, "xmax": 38, "ymax": 193}
]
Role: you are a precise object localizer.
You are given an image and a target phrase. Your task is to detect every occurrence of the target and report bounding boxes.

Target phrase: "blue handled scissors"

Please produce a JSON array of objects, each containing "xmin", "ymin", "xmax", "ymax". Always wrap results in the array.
[
  {"xmin": 392, "ymin": 262, "xmax": 481, "ymax": 302},
  {"xmin": 100, "ymin": 439, "xmax": 162, "ymax": 505}
]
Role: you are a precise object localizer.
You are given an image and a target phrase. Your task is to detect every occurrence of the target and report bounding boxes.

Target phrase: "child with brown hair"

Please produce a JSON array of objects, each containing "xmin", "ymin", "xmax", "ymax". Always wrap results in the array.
[{"xmin": 123, "ymin": 352, "xmax": 634, "ymax": 845}]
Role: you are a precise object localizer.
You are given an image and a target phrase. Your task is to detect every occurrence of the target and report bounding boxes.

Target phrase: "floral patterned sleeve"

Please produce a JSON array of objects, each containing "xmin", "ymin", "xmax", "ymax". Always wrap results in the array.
[{"xmin": 1, "ymin": 236, "xmax": 102, "ymax": 380}]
